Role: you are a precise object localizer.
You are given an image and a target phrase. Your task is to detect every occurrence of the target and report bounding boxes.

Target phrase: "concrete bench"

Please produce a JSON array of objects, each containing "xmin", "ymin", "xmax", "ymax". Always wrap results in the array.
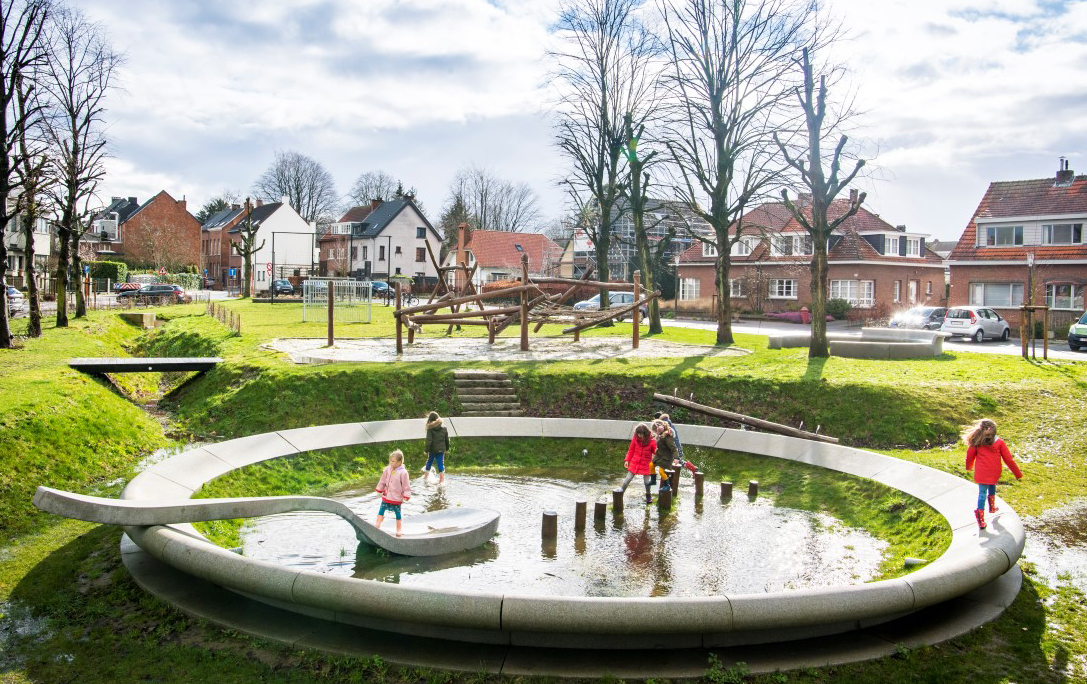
[{"xmin": 767, "ymin": 332, "xmax": 850, "ymax": 349}]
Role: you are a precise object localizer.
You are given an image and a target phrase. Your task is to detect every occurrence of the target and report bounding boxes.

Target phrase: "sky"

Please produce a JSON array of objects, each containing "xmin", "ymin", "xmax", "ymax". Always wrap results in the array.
[{"xmin": 80, "ymin": 0, "xmax": 1087, "ymax": 241}]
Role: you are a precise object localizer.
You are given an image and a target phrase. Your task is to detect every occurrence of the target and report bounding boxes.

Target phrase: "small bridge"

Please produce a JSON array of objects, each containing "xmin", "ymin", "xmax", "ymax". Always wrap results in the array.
[{"xmin": 69, "ymin": 357, "xmax": 223, "ymax": 373}]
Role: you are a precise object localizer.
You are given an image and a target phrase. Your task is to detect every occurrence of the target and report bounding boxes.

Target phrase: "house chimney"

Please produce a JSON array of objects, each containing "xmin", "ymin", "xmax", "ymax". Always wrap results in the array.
[
  {"xmin": 231, "ymin": 203, "xmax": 241, "ymax": 211},
  {"xmin": 1056, "ymin": 156, "xmax": 1075, "ymax": 186},
  {"xmin": 849, "ymin": 189, "xmax": 859, "ymax": 204},
  {"xmin": 255, "ymin": 199, "xmax": 264, "ymax": 207},
  {"xmin": 896, "ymin": 224, "xmax": 906, "ymax": 232},
  {"xmin": 280, "ymin": 195, "xmax": 289, "ymax": 205},
  {"xmin": 371, "ymin": 198, "xmax": 383, "ymax": 211},
  {"xmin": 111, "ymin": 196, "xmax": 121, "ymax": 203},
  {"xmin": 128, "ymin": 197, "xmax": 137, "ymax": 205},
  {"xmin": 179, "ymin": 196, "xmax": 187, "ymax": 210}
]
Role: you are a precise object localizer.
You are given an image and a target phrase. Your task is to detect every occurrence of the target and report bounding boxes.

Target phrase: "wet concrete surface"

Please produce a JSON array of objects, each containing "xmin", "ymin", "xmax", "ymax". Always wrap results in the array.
[{"xmin": 240, "ymin": 468, "xmax": 887, "ymax": 597}]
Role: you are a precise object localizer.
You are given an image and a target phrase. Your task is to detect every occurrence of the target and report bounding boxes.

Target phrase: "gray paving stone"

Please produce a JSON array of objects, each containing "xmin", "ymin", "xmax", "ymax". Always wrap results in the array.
[
  {"xmin": 869, "ymin": 460, "xmax": 969, "ymax": 502},
  {"xmin": 730, "ymin": 580, "xmax": 914, "ymax": 630},
  {"xmin": 359, "ymin": 418, "xmax": 428, "ymax": 443},
  {"xmin": 276, "ymin": 422, "xmax": 372, "ymax": 452},
  {"xmin": 121, "ymin": 471, "xmax": 195, "ymax": 501},
  {"xmin": 202, "ymin": 431, "xmax": 300, "ymax": 468},
  {"xmin": 144, "ymin": 447, "xmax": 234, "ymax": 491},
  {"xmin": 670, "ymin": 423, "xmax": 726, "ymax": 447},
  {"xmin": 502, "ymin": 595, "xmax": 732, "ymax": 635},
  {"xmin": 539, "ymin": 418, "xmax": 633, "ymax": 440},
  {"xmin": 902, "ymin": 547, "xmax": 1011, "ymax": 608},
  {"xmin": 450, "ymin": 416, "xmax": 544, "ymax": 437}
]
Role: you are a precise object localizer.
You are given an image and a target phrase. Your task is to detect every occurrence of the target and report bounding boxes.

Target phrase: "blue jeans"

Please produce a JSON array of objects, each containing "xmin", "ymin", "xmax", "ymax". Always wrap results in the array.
[
  {"xmin": 425, "ymin": 453, "xmax": 445, "ymax": 473},
  {"xmin": 977, "ymin": 484, "xmax": 997, "ymax": 510}
]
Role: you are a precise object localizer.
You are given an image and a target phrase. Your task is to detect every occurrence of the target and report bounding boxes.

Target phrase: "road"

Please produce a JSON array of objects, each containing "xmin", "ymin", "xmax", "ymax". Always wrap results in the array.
[{"xmin": 662, "ymin": 317, "xmax": 1087, "ymax": 362}]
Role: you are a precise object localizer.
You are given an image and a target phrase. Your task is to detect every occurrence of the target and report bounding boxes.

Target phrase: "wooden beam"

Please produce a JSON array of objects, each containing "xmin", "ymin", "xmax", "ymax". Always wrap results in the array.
[
  {"xmin": 562, "ymin": 292, "xmax": 659, "ymax": 334},
  {"xmin": 409, "ymin": 305, "xmax": 521, "ymax": 322},
  {"xmin": 533, "ymin": 265, "xmax": 595, "ymax": 332},
  {"xmin": 532, "ymin": 276, "xmax": 636, "ymax": 291},
  {"xmin": 394, "ymin": 284, "xmax": 538, "ymax": 317},
  {"xmin": 652, "ymin": 393, "xmax": 839, "ymax": 444}
]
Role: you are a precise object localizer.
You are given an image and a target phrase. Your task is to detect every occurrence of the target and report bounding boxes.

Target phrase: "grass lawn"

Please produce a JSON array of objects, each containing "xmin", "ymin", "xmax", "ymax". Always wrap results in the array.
[{"xmin": 1, "ymin": 300, "xmax": 1085, "ymax": 683}]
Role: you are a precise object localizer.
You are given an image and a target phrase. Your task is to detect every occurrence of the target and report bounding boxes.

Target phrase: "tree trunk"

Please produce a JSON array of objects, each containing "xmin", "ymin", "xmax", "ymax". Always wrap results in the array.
[
  {"xmin": 72, "ymin": 233, "xmax": 86, "ymax": 318},
  {"xmin": 809, "ymin": 233, "xmax": 830, "ymax": 358},
  {"xmin": 55, "ymin": 226, "xmax": 71, "ymax": 328},
  {"xmin": 0, "ymin": 253, "xmax": 10, "ymax": 348},
  {"xmin": 23, "ymin": 214, "xmax": 41, "ymax": 337},
  {"xmin": 595, "ymin": 228, "xmax": 612, "ymax": 326},
  {"xmin": 714, "ymin": 235, "xmax": 734, "ymax": 345},
  {"xmin": 242, "ymin": 256, "xmax": 252, "ymax": 298}
]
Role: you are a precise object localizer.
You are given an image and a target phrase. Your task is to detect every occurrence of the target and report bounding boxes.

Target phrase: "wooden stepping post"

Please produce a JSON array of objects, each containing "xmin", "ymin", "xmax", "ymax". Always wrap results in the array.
[
  {"xmin": 574, "ymin": 500, "xmax": 587, "ymax": 532},
  {"xmin": 748, "ymin": 480, "xmax": 759, "ymax": 498},
  {"xmin": 541, "ymin": 510, "xmax": 558, "ymax": 540},
  {"xmin": 694, "ymin": 471, "xmax": 704, "ymax": 497},
  {"xmin": 612, "ymin": 488, "xmax": 624, "ymax": 514},
  {"xmin": 721, "ymin": 481, "xmax": 733, "ymax": 500},
  {"xmin": 594, "ymin": 501, "xmax": 607, "ymax": 522}
]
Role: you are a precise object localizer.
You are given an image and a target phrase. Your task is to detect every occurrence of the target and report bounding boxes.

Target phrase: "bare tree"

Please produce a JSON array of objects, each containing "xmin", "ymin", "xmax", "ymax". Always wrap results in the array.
[
  {"xmin": 551, "ymin": 0, "xmax": 660, "ymax": 313},
  {"xmin": 253, "ymin": 149, "xmax": 339, "ymax": 225},
  {"xmin": 42, "ymin": 4, "xmax": 119, "ymax": 325},
  {"xmin": 0, "ymin": 0, "xmax": 50, "ymax": 348},
  {"xmin": 231, "ymin": 198, "xmax": 264, "ymax": 298},
  {"xmin": 445, "ymin": 164, "xmax": 543, "ymax": 232},
  {"xmin": 14, "ymin": 62, "xmax": 49, "ymax": 338},
  {"xmin": 776, "ymin": 47, "xmax": 865, "ymax": 357},
  {"xmin": 661, "ymin": 0, "xmax": 817, "ymax": 344},
  {"xmin": 345, "ymin": 170, "xmax": 397, "ymax": 207}
]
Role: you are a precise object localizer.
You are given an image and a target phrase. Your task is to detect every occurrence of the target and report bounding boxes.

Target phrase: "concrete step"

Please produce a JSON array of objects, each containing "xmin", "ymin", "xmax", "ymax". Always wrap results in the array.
[
  {"xmin": 461, "ymin": 410, "xmax": 525, "ymax": 417},
  {"xmin": 454, "ymin": 379, "xmax": 513, "ymax": 389},
  {"xmin": 452, "ymin": 370, "xmax": 510, "ymax": 380},
  {"xmin": 457, "ymin": 394, "xmax": 519, "ymax": 403},
  {"xmin": 456, "ymin": 387, "xmax": 518, "ymax": 396},
  {"xmin": 460, "ymin": 402, "xmax": 523, "ymax": 412}
]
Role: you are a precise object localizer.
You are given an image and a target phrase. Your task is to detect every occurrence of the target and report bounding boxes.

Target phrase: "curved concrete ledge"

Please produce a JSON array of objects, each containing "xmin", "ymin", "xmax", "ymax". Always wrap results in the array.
[
  {"xmin": 33, "ymin": 487, "xmax": 499, "ymax": 557},
  {"xmin": 109, "ymin": 417, "xmax": 1023, "ymax": 654}
]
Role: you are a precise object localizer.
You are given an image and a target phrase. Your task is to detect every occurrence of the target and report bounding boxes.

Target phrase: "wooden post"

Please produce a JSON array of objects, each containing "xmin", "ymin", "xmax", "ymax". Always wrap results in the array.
[
  {"xmin": 657, "ymin": 487, "xmax": 672, "ymax": 509},
  {"xmin": 632, "ymin": 270, "xmax": 640, "ymax": 349},
  {"xmin": 395, "ymin": 281, "xmax": 403, "ymax": 355},
  {"xmin": 327, "ymin": 280, "xmax": 334, "ymax": 347},
  {"xmin": 408, "ymin": 318, "xmax": 415, "ymax": 344},
  {"xmin": 612, "ymin": 488, "xmax": 624, "ymax": 514},
  {"xmin": 1043, "ymin": 308, "xmax": 1049, "ymax": 360},
  {"xmin": 748, "ymin": 480, "xmax": 759, "ymax": 498},
  {"xmin": 1020, "ymin": 306, "xmax": 1028, "ymax": 359},
  {"xmin": 721, "ymin": 482, "xmax": 733, "ymax": 499},
  {"xmin": 594, "ymin": 501, "xmax": 607, "ymax": 522},
  {"xmin": 541, "ymin": 510, "xmax": 558, "ymax": 540},
  {"xmin": 520, "ymin": 254, "xmax": 529, "ymax": 351},
  {"xmin": 574, "ymin": 500, "xmax": 587, "ymax": 532},
  {"xmin": 694, "ymin": 471, "xmax": 704, "ymax": 497}
]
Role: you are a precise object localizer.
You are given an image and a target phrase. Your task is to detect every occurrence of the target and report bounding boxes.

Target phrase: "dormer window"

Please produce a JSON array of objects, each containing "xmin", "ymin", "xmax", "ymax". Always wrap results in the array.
[
  {"xmin": 702, "ymin": 242, "xmax": 718, "ymax": 258},
  {"xmin": 982, "ymin": 225, "xmax": 1023, "ymax": 247},
  {"xmin": 1042, "ymin": 223, "xmax": 1083, "ymax": 245},
  {"xmin": 886, "ymin": 236, "xmax": 899, "ymax": 255},
  {"xmin": 906, "ymin": 238, "xmax": 920, "ymax": 256}
]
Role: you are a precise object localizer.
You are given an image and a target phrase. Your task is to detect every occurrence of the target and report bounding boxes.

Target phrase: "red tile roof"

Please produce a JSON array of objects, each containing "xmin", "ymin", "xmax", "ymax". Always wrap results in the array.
[
  {"xmin": 339, "ymin": 205, "xmax": 375, "ymax": 223},
  {"xmin": 466, "ymin": 230, "xmax": 560, "ymax": 273},
  {"xmin": 950, "ymin": 175, "xmax": 1087, "ymax": 261}
]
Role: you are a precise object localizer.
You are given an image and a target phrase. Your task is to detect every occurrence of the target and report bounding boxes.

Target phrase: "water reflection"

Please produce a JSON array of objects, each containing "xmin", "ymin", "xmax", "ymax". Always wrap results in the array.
[{"xmin": 240, "ymin": 469, "xmax": 887, "ymax": 597}]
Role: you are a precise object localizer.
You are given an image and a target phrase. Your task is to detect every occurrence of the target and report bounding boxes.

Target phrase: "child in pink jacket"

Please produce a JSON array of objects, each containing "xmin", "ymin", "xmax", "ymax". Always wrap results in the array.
[{"xmin": 375, "ymin": 449, "xmax": 412, "ymax": 537}]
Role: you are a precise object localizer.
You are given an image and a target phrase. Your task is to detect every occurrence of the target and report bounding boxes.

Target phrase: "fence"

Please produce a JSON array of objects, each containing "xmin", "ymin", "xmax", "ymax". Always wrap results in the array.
[
  {"xmin": 206, "ymin": 300, "xmax": 242, "ymax": 335},
  {"xmin": 301, "ymin": 278, "xmax": 373, "ymax": 323}
]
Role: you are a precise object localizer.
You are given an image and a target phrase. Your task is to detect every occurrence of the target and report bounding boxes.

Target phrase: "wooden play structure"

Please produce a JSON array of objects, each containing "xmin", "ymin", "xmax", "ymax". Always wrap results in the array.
[
  {"xmin": 392, "ymin": 253, "xmax": 659, "ymax": 354},
  {"xmin": 653, "ymin": 393, "xmax": 840, "ymax": 444}
]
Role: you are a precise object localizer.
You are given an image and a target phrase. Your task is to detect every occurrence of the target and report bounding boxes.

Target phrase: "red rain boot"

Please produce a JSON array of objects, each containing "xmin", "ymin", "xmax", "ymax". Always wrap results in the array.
[
  {"xmin": 683, "ymin": 460, "xmax": 698, "ymax": 474},
  {"xmin": 988, "ymin": 495, "xmax": 999, "ymax": 514},
  {"xmin": 975, "ymin": 509, "xmax": 986, "ymax": 529}
]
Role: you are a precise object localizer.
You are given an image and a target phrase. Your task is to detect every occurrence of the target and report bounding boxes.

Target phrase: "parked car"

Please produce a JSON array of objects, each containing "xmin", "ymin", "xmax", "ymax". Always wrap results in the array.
[
  {"xmin": 369, "ymin": 280, "xmax": 390, "ymax": 295},
  {"xmin": 271, "ymin": 279, "xmax": 294, "ymax": 295},
  {"xmin": 203, "ymin": 277, "xmax": 216, "ymax": 289},
  {"xmin": 940, "ymin": 306, "xmax": 1010, "ymax": 342},
  {"xmin": 890, "ymin": 306, "xmax": 947, "ymax": 330},
  {"xmin": 114, "ymin": 282, "xmax": 142, "ymax": 292},
  {"xmin": 6, "ymin": 286, "xmax": 26, "ymax": 315},
  {"xmin": 572, "ymin": 292, "xmax": 648, "ymax": 320},
  {"xmin": 116, "ymin": 283, "xmax": 187, "ymax": 304},
  {"xmin": 1068, "ymin": 311, "xmax": 1087, "ymax": 351}
]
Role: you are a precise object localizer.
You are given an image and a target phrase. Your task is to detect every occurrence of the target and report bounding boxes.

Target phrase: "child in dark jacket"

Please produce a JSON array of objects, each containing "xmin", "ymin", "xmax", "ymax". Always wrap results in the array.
[
  {"xmin": 620, "ymin": 423, "xmax": 657, "ymax": 504},
  {"xmin": 964, "ymin": 418, "xmax": 1023, "ymax": 530},
  {"xmin": 424, "ymin": 411, "xmax": 450, "ymax": 484},
  {"xmin": 652, "ymin": 419, "xmax": 679, "ymax": 492}
]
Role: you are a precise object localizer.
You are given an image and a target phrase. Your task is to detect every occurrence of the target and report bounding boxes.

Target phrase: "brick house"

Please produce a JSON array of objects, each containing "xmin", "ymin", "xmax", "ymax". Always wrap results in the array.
[
  {"xmin": 676, "ymin": 194, "xmax": 945, "ymax": 315},
  {"xmin": 440, "ymin": 228, "xmax": 563, "ymax": 290},
  {"xmin": 88, "ymin": 191, "xmax": 201, "ymax": 269},
  {"xmin": 947, "ymin": 159, "xmax": 1086, "ymax": 329},
  {"xmin": 200, "ymin": 204, "xmax": 245, "ymax": 288}
]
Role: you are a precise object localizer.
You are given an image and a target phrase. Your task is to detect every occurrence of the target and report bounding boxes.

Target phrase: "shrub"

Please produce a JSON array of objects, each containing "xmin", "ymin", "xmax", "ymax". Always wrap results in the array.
[
  {"xmin": 88, "ymin": 260, "xmax": 128, "ymax": 283},
  {"xmin": 825, "ymin": 298, "xmax": 852, "ymax": 319}
]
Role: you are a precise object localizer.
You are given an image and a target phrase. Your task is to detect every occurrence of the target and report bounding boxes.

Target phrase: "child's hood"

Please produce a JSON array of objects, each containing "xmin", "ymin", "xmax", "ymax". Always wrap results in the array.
[{"xmin": 426, "ymin": 417, "xmax": 443, "ymax": 430}]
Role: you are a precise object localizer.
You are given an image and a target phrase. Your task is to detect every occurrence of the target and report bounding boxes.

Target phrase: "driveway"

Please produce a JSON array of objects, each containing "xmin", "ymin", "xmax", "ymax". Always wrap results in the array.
[{"xmin": 662, "ymin": 317, "xmax": 1086, "ymax": 362}]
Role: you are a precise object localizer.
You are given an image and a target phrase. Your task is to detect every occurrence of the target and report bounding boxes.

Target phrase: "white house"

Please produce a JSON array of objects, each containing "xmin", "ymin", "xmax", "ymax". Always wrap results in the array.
[
  {"xmin": 325, "ymin": 199, "xmax": 442, "ymax": 284},
  {"xmin": 227, "ymin": 200, "xmax": 317, "ymax": 293}
]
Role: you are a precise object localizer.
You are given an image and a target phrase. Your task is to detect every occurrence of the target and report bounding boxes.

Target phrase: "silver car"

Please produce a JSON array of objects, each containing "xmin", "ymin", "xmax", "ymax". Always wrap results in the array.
[
  {"xmin": 572, "ymin": 292, "xmax": 648, "ymax": 320},
  {"xmin": 940, "ymin": 306, "xmax": 1010, "ymax": 343}
]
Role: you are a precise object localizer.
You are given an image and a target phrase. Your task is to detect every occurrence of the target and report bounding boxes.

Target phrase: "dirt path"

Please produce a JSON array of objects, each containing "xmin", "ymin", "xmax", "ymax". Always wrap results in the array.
[{"xmin": 265, "ymin": 336, "xmax": 749, "ymax": 364}]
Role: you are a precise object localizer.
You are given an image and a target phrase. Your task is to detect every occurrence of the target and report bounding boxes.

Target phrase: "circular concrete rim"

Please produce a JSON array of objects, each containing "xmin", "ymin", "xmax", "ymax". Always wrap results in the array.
[{"xmin": 120, "ymin": 417, "xmax": 1025, "ymax": 652}]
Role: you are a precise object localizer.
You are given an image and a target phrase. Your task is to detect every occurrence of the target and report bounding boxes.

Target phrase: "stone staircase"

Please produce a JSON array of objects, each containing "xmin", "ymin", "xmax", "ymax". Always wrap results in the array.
[{"xmin": 453, "ymin": 369, "xmax": 524, "ymax": 417}]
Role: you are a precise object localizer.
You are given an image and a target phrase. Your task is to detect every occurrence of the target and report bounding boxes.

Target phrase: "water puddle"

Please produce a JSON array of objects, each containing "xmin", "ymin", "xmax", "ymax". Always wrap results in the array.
[
  {"xmin": 1023, "ymin": 499, "xmax": 1087, "ymax": 589},
  {"xmin": 240, "ymin": 468, "xmax": 887, "ymax": 597}
]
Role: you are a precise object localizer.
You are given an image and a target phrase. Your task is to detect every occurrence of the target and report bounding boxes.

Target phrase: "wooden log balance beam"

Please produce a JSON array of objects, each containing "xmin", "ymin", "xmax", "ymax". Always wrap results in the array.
[{"xmin": 652, "ymin": 393, "xmax": 839, "ymax": 444}]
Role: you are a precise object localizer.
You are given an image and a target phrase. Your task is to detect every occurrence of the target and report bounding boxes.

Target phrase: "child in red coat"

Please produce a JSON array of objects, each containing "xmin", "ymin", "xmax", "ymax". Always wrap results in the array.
[
  {"xmin": 620, "ymin": 423, "xmax": 657, "ymax": 504},
  {"xmin": 964, "ymin": 418, "xmax": 1023, "ymax": 529}
]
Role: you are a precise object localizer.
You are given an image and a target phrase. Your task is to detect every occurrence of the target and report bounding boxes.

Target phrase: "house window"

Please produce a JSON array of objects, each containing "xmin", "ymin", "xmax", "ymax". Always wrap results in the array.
[
  {"xmin": 363, "ymin": 246, "xmax": 368, "ymax": 260},
  {"xmin": 731, "ymin": 236, "xmax": 756, "ymax": 257},
  {"xmin": 515, "ymin": 244, "xmax": 523, "ymax": 252},
  {"xmin": 926, "ymin": 281, "xmax": 933, "ymax": 295},
  {"xmin": 394, "ymin": 245, "xmax": 402, "ymax": 255},
  {"xmin": 769, "ymin": 279, "xmax": 797, "ymax": 299},
  {"xmin": 729, "ymin": 278, "xmax": 745, "ymax": 298},
  {"xmin": 1046, "ymin": 283, "xmax": 1084, "ymax": 310},
  {"xmin": 829, "ymin": 280, "xmax": 874, "ymax": 307},
  {"xmin": 416, "ymin": 247, "xmax": 426, "ymax": 263},
  {"xmin": 970, "ymin": 282, "xmax": 1024, "ymax": 308},
  {"xmin": 893, "ymin": 280, "xmax": 901, "ymax": 302},
  {"xmin": 983, "ymin": 225, "xmax": 1023, "ymax": 246},
  {"xmin": 701, "ymin": 243, "xmax": 717, "ymax": 258},
  {"xmin": 906, "ymin": 238, "xmax": 920, "ymax": 256},
  {"xmin": 394, "ymin": 267, "xmax": 402, "ymax": 275},
  {"xmin": 679, "ymin": 278, "xmax": 700, "ymax": 300},
  {"xmin": 488, "ymin": 272, "xmax": 511, "ymax": 282},
  {"xmin": 416, "ymin": 227, "xmax": 426, "ymax": 239},
  {"xmin": 886, "ymin": 236, "xmax": 899, "ymax": 255},
  {"xmin": 770, "ymin": 235, "xmax": 812, "ymax": 256},
  {"xmin": 379, "ymin": 246, "xmax": 385, "ymax": 261},
  {"xmin": 1042, "ymin": 223, "xmax": 1083, "ymax": 245},
  {"xmin": 350, "ymin": 246, "xmax": 358, "ymax": 260}
]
